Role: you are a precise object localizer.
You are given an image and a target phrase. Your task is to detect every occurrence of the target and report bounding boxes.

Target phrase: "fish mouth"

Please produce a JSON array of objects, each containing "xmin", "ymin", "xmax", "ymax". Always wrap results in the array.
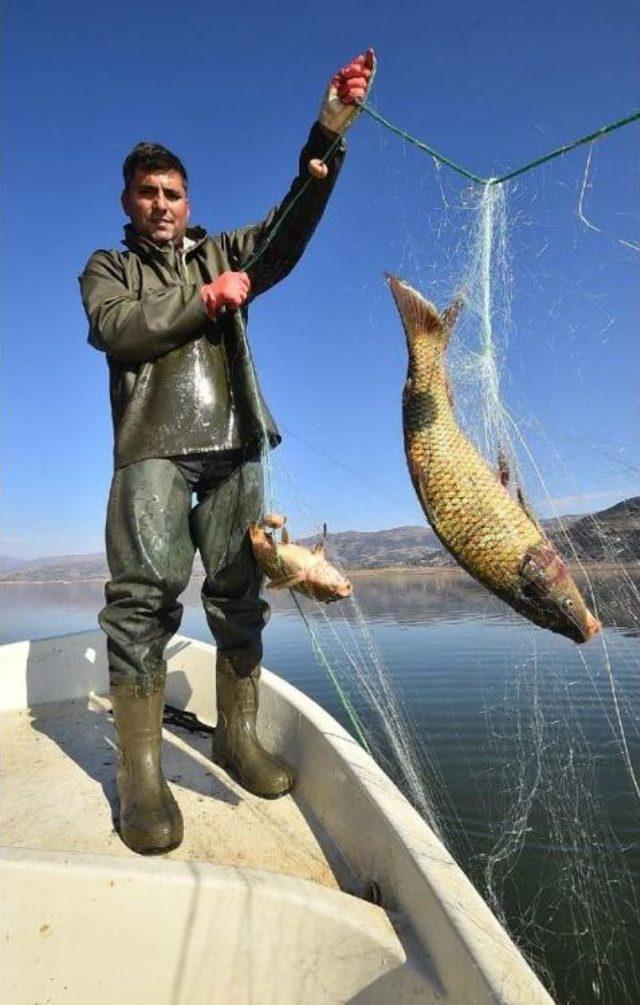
[
  {"xmin": 561, "ymin": 608, "xmax": 602, "ymax": 644},
  {"xmin": 577, "ymin": 610, "xmax": 602, "ymax": 644},
  {"xmin": 519, "ymin": 593, "xmax": 602, "ymax": 644},
  {"xmin": 317, "ymin": 582, "xmax": 353, "ymax": 603}
]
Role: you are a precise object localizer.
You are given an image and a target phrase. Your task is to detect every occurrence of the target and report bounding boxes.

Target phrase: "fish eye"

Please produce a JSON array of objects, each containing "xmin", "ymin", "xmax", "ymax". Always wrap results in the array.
[{"xmin": 562, "ymin": 598, "xmax": 575, "ymax": 611}]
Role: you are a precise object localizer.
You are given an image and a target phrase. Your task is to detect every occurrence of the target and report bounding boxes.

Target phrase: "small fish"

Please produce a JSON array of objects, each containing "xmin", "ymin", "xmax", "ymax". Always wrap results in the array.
[
  {"xmin": 386, "ymin": 273, "xmax": 601, "ymax": 644},
  {"xmin": 249, "ymin": 516, "xmax": 352, "ymax": 603}
]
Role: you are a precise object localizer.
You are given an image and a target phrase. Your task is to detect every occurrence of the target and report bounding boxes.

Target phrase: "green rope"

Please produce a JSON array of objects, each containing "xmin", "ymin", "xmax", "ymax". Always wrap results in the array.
[
  {"xmin": 357, "ymin": 101, "xmax": 487, "ymax": 184},
  {"xmin": 490, "ymin": 110, "xmax": 640, "ymax": 184},
  {"xmin": 241, "ymin": 132, "xmax": 344, "ymax": 271},
  {"xmin": 290, "ymin": 591, "xmax": 372, "ymax": 753},
  {"xmin": 359, "ymin": 100, "xmax": 640, "ymax": 187},
  {"xmin": 241, "ymin": 100, "xmax": 639, "ymax": 267}
]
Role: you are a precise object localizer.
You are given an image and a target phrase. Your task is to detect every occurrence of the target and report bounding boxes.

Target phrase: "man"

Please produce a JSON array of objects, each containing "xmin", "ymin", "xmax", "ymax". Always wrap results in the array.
[{"xmin": 80, "ymin": 50, "xmax": 375, "ymax": 855}]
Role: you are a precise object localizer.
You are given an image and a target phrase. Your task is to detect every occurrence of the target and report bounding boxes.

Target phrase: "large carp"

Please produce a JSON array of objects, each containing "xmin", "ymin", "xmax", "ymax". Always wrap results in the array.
[{"xmin": 386, "ymin": 273, "xmax": 600, "ymax": 644}]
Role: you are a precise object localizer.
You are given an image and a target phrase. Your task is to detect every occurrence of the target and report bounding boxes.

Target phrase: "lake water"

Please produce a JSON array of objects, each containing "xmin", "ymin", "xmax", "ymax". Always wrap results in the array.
[{"xmin": 2, "ymin": 569, "xmax": 639, "ymax": 1004}]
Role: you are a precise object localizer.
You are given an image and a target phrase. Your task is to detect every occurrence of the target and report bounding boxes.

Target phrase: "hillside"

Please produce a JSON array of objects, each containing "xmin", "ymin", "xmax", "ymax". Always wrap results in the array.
[
  {"xmin": 1, "ymin": 497, "xmax": 638, "ymax": 582},
  {"xmin": 301, "ymin": 525, "xmax": 453, "ymax": 570},
  {"xmin": 547, "ymin": 497, "xmax": 640, "ymax": 562}
]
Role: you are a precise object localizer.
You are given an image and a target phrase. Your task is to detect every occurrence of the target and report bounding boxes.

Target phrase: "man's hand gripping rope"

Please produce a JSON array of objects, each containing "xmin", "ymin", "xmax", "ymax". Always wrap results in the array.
[{"xmin": 310, "ymin": 48, "xmax": 376, "ymax": 179}]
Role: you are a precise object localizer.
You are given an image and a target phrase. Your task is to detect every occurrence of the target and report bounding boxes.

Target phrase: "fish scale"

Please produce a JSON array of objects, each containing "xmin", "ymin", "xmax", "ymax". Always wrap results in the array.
[
  {"xmin": 387, "ymin": 273, "xmax": 601, "ymax": 643},
  {"xmin": 404, "ymin": 345, "xmax": 540, "ymax": 593}
]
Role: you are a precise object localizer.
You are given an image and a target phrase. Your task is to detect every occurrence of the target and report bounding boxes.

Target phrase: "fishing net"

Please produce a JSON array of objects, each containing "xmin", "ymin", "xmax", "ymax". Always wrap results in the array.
[{"xmin": 235, "ymin": 102, "xmax": 639, "ymax": 1003}]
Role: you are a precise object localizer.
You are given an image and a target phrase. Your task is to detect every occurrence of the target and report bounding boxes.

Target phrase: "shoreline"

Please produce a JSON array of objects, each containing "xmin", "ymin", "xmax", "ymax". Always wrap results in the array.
[{"xmin": 1, "ymin": 561, "xmax": 636, "ymax": 587}]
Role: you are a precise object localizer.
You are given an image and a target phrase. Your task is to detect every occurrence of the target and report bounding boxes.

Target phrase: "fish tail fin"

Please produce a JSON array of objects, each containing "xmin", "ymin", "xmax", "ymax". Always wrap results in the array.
[{"xmin": 385, "ymin": 274, "xmax": 463, "ymax": 348}]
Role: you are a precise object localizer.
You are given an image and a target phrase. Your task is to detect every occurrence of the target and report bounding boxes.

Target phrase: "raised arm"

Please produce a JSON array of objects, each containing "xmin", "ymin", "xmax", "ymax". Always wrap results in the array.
[
  {"xmin": 218, "ymin": 123, "xmax": 346, "ymax": 301},
  {"xmin": 215, "ymin": 50, "xmax": 375, "ymax": 302}
]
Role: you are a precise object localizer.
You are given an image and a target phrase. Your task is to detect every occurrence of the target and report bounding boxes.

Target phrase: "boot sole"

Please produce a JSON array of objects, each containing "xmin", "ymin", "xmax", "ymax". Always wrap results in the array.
[
  {"xmin": 115, "ymin": 807, "xmax": 184, "ymax": 856},
  {"xmin": 118, "ymin": 828, "xmax": 183, "ymax": 856},
  {"xmin": 210, "ymin": 750, "xmax": 293, "ymax": 800}
]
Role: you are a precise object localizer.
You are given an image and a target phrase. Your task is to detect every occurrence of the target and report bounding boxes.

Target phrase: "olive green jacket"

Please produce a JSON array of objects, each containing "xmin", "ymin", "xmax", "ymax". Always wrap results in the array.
[{"xmin": 80, "ymin": 123, "xmax": 346, "ymax": 469}]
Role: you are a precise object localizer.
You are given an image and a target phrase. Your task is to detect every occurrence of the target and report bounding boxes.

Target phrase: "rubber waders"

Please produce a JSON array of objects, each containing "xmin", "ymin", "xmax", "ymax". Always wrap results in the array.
[
  {"xmin": 212, "ymin": 654, "xmax": 294, "ymax": 799},
  {"xmin": 110, "ymin": 686, "xmax": 183, "ymax": 854}
]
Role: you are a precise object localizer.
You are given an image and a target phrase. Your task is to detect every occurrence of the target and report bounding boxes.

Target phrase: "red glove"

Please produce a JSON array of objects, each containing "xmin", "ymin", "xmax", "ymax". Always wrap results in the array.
[
  {"xmin": 201, "ymin": 271, "xmax": 251, "ymax": 317},
  {"xmin": 333, "ymin": 50, "xmax": 375, "ymax": 103},
  {"xmin": 319, "ymin": 49, "xmax": 376, "ymax": 135}
]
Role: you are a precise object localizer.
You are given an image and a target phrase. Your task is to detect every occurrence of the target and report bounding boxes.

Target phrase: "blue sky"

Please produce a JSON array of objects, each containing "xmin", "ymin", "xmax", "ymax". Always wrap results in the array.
[{"xmin": 2, "ymin": 0, "xmax": 639, "ymax": 558}]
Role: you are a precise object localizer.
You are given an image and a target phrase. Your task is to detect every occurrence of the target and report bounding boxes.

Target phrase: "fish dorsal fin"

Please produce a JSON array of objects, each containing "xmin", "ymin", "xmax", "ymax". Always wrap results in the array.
[
  {"xmin": 313, "ymin": 522, "xmax": 328, "ymax": 555},
  {"xmin": 281, "ymin": 526, "xmax": 290, "ymax": 545},
  {"xmin": 445, "ymin": 374, "xmax": 455, "ymax": 408},
  {"xmin": 498, "ymin": 446, "xmax": 510, "ymax": 487},
  {"xmin": 517, "ymin": 486, "xmax": 543, "ymax": 533}
]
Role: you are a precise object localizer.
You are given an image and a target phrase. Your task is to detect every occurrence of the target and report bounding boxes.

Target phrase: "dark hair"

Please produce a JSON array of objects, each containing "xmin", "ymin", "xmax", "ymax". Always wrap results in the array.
[{"xmin": 122, "ymin": 142, "xmax": 188, "ymax": 190}]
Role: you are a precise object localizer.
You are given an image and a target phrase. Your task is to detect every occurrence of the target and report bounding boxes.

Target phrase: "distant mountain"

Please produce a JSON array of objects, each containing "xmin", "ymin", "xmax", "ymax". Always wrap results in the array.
[
  {"xmin": 0, "ymin": 553, "xmax": 109, "ymax": 582},
  {"xmin": 1, "ymin": 497, "xmax": 637, "ymax": 582},
  {"xmin": 546, "ymin": 497, "xmax": 640, "ymax": 563},
  {"xmin": 311, "ymin": 499, "xmax": 640, "ymax": 569},
  {"xmin": 0, "ymin": 556, "xmax": 31, "ymax": 573},
  {"xmin": 303, "ymin": 526, "xmax": 454, "ymax": 569},
  {"xmin": 0, "ymin": 551, "xmax": 205, "ymax": 583}
]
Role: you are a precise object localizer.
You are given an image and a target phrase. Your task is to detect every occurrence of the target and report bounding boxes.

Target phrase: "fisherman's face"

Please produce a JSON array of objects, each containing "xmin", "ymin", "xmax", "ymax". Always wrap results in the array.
[{"xmin": 121, "ymin": 169, "xmax": 190, "ymax": 246}]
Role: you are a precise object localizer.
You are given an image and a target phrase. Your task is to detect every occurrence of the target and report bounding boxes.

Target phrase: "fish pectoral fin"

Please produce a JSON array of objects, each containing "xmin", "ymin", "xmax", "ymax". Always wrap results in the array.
[
  {"xmin": 409, "ymin": 467, "xmax": 431, "ymax": 514},
  {"xmin": 267, "ymin": 571, "xmax": 305, "ymax": 590}
]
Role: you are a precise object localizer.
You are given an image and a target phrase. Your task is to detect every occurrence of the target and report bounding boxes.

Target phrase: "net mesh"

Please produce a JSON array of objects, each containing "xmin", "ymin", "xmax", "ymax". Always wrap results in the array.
[{"xmin": 240, "ymin": 119, "xmax": 639, "ymax": 1003}]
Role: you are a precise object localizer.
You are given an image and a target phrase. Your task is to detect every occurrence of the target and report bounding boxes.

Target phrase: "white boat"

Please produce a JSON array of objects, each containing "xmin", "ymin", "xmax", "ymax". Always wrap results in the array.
[{"xmin": 1, "ymin": 630, "xmax": 553, "ymax": 1003}]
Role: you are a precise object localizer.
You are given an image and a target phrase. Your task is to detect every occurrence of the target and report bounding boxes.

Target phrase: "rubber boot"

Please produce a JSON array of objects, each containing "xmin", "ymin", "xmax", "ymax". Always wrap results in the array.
[
  {"xmin": 110, "ymin": 685, "xmax": 184, "ymax": 854},
  {"xmin": 212, "ymin": 654, "xmax": 294, "ymax": 799}
]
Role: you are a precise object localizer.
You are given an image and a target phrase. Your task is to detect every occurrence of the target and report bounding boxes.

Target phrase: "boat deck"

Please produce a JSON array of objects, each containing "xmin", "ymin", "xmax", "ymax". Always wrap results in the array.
[
  {"xmin": 1, "ymin": 632, "xmax": 554, "ymax": 1004},
  {"xmin": 0, "ymin": 694, "xmax": 352, "ymax": 892}
]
